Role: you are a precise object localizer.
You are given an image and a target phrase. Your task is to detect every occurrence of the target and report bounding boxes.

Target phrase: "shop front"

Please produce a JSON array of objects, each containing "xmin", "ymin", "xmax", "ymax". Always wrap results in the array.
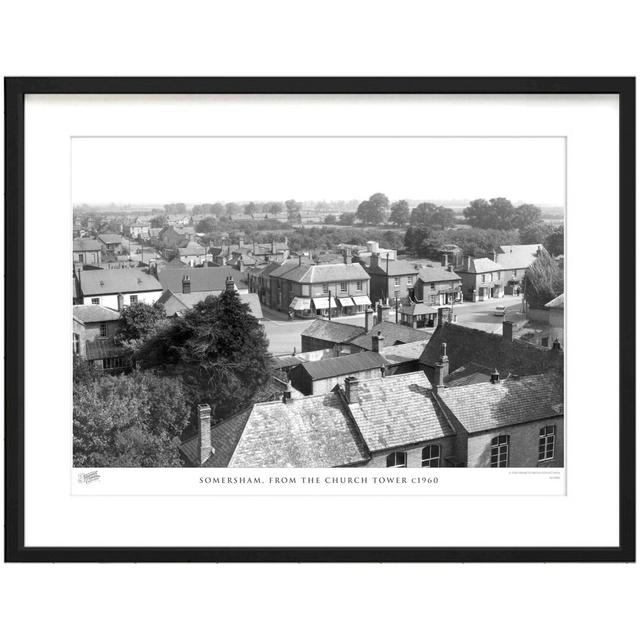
[{"xmin": 289, "ymin": 296, "xmax": 312, "ymax": 318}]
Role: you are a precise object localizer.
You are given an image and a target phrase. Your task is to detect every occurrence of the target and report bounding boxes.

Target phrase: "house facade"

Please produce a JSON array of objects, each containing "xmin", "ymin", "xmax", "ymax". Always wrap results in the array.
[
  {"xmin": 363, "ymin": 254, "xmax": 423, "ymax": 305},
  {"xmin": 77, "ymin": 268, "xmax": 163, "ymax": 309},
  {"xmin": 268, "ymin": 260, "xmax": 371, "ymax": 318},
  {"xmin": 413, "ymin": 264, "xmax": 463, "ymax": 306},
  {"xmin": 73, "ymin": 238, "xmax": 102, "ymax": 265}
]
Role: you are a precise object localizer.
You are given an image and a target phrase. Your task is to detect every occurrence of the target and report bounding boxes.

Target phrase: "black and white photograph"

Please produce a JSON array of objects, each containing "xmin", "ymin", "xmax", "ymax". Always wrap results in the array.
[{"xmin": 72, "ymin": 135, "xmax": 565, "ymax": 471}]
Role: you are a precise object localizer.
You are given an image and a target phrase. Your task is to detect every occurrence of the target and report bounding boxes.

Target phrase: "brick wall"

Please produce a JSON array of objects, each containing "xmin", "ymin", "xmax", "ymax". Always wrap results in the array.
[{"xmin": 364, "ymin": 436, "xmax": 457, "ymax": 468}]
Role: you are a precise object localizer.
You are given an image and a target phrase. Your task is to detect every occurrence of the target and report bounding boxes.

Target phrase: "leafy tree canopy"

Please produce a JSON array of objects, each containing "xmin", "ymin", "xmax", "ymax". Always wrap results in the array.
[
  {"xmin": 463, "ymin": 198, "xmax": 542, "ymax": 230},
  {"xmin": 225, "ymin": 202, "xmax": 242, "ymax": 218},
  {"xmin": 116, "ymin": 301, "xmax": 167, "ymax": 348},
  {"xmin": 244, "ymin": 202, "xmax": 258, "ymax": 217},
  {"xmin": 339, "ymin": 211, "xmax": 356, "ymax": 226},
  {"xmin": 389, "ymin": 200, "xmax": 410, "ymax": 226},
  {"xmin": 285, "ymin": 199, "xmax": 302, "ymax": 222},
  {"xmin": 523, "ymin": 247, "xmax": 564, "ymax": 309},
  {"xmin": 355, "ymin": 193, "xmax": 390, "ymax": 225},
  {"xmin": 136, "ymin": 289, "xmax": 271, "ymax": 418},
  {"xmin": 324, "ymin": 214, "xmax": 337, "ymax": 224},
  {"xmin": 409, "ymin": 202, "xmax": 455, "ymax": 229},
  {"xmin": 73, "ymin": 369, "xmax": 190, "ymax": 467}
]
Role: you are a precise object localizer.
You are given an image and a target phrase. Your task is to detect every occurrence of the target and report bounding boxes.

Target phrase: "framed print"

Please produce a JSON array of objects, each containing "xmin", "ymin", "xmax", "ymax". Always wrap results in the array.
[{"xmin": 4, "ymin": 77, "xmax": 635, "ymax": 562}]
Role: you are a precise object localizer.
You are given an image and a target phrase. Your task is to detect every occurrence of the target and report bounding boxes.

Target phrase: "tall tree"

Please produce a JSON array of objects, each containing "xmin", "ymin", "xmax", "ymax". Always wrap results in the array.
[
  {"xmin": 544, "ymin": 225, "xmax": 564, "ymax": 256},
  {"xmin": 463, "ymin": 197, "xmax": 517, "ymax": 229},
  {"xmin": 244, "ymin": 202, "xmax": 258, "ymax": 218},
  {"xmin": 523, "ymin": 247, "xmax": 563, "ymax": 309},
  {"xmin": 513, "ymin": 203, "xmax": 543, "ymax": 229},
  {"xmin": 339, "ymin": 211, "xmax": 356, "ymax": 225},
  {"xmin": 195, "ymin": 217, "xmax": 217, "ymax": 234},
  {"xmin": 389, "ymin": 200, "xmax": 410, "ymax": 226},
  {"xmin": 356, "ymin": 193, "xmax": 389, "ymax": 225},
  {"xmin": 210, "ymin": 202, "xmax": 226, "ymax": 217},
  {"xmin": 410, "ymin": 202, "xmax": 455, "ymax": 229},
  {"xmin": 285, "ymin": 199, "xmax": 302, "ymax": 223},
  {"xmin": 136, "ymin": 289, "xmax": 271, "ymax": 418},
  {"xmin": 225, "ymin": 202, "xmax": 241, "ymax": 219},
  {"xmin": 116, "ymin": 301, "xmax": 167, "ymax": 348}
]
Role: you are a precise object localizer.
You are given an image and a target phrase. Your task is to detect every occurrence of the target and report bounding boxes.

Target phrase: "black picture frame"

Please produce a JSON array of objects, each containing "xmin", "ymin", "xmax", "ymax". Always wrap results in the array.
[{"xmin": 4, "ymin": 77, "xmax": 635, "ymax": 563}]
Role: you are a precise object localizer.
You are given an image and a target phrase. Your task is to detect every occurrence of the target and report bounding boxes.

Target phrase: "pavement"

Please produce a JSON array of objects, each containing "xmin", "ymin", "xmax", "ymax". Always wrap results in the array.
[{"xmin": 262, "ymin": 295, "xmax": 527, "ymax": 356}]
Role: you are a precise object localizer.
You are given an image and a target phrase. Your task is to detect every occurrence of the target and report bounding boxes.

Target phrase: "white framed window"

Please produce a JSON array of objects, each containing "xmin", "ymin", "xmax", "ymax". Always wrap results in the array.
[
  {"xmin": 355, "ymin": 280, "xmax": 362, "ymax": 291},
  {"xmin": 73, "ymin": 333, "xmax": 80, "ymax": 354},
  {"xmin": 322, "ymin": 282, "xmax": 329, "ymax": 293},
  {"xmin": 406, "ymin": 275, "xmax": 413, "ymax": 285},
  {"xmin": 340, "ymin": 281, "xmax": 347, "ymax": 292},
  {"xmin": 538, "ymin": 425, "xmax": 556, "ymax": 461},
  {"xmin": 513, "ymin": 270, "xmax": 517, "ymax": 278},
  {"xmin": 421, "ymin": 444, "xmax": 440, "ymax": 467},
  {"xmin": 91, "ymin": 297, "xmax": 100, "ymax": 305},
  {"xmin": 129, "ymin": 295, "xmax": 138, "ymax": 304},
  {"xmin": 430, "ymin": 282, "xmax": 435, "ymax": 290},
  {"xmin": 490, "ymin": 435, "xmax": 509, "ymax": 467},
  {"xmin": 481, "ymin": 275, "xmax": 486, "ymax": 283},
  {"xmin": 99, "ymin": 322, "xmax": 108, "ymax": 338},
  {"xmin": 386, "ymin": 451, "xmax": 407, "ymax": 468},
  {"xmin": 393, "ymin": 276, "xmax": 400, "ymax": 286}
]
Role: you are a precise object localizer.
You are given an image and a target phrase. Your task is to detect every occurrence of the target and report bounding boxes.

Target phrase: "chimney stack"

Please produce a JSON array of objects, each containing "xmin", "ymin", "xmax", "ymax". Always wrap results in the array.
[
  {"xmin": 372, "ymin": 330, "xmax": 384, "ymax": 353},
  {"xmin": 197, "ymin": 404, "xmax": 212, "ymax": 465},
  {"xmin": 225, "ymin": 276, "xmax": 235, "ymax": 293},
  {"xmin": 117, "ymin": 294, "xmax": 124, "ymax": 311},
  {"xmin": 343, "ymin": 249, "xmax": 350, "ymax": 265},
  {"xmin": 434, "ymin": 361, "xmax": 445, "ymax": 390},
  {"xmin": 490, "ymin": 369, "xmax": 500, "ymax": 384},
  {"xmin": 237, "ymin": 255, "xmax": 244, "ymax": 273},
  {"xmin": 502, "ymin": 320, "xmax": 513, "ymax": 343},
  {"xmin": 365, "ymin": 306, "xmax": 374, "ymax": 332},
  {"xmin": 282, "ymin": 380, "xmax": 294, "ymax": 404},
  {"xmin": 441, "ymin": 253, "xmax": 448, "ymax": 267},
  {"xmin": 465, "ymin": 255, "xmax": 472, "ymax": 270},
  {"xmin": 552, "ymin": 337, "xmax": 562, "ymax": 351},
  {"xmin": 377, "ymin": 303, "xmax": 390, "ymax": 324},
  {"xmin": 439, "ymin": 342, "xmax": 449, "ymax": 378},
  {"xmin": 370, "ymin": 253, "xmax": 379, "ymax": 270},
  {"xmin": 344, "ymin": 376, "xmax": 360, "ymax": 404},
  {"xmin": 182, "ymin": 274, "xmax": 191, "ymax": 294}
]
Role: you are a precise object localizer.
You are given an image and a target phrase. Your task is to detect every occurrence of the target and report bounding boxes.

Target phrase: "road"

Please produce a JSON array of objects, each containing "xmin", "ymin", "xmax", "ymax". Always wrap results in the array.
[{"xmin": 262, "ymin": 295, "xmax": 526, "ymax": 356}]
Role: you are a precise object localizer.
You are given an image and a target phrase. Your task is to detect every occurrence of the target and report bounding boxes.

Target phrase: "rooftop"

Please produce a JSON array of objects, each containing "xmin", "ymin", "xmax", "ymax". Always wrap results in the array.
[
  {"xmin": 366, "ymin": 257, "xmax": 424, "ymax": 276},
  {"xmin": 456, "ymin": 257, "xmax": 503, "ymax": 274},
  {"xmin": 158, "ymin": 266, "xmax": 248, "ymax": 294},
  {"xmin": 416, "ymin": 264, "xmax": 462, "ymax": 283},
  {"xmin": 349, "ymin": 321, "xmax": 427, "ymax": 351},
  {"xmin": 438, "ymin": 373, "xmax": 563, "ymax": 434},
  {"xmin": 97, "ymin": 233, "xmax": 124, "ymax": 245},
  {"xmin": 298, "ymin": 351, "xmax": 387, "ymax": 380},
  {"xmin": 344, "ymin": 371, "xmax": 453, "ymax": 452},
  {"xmin": 158, "ymin": 290, "xmax": 263, "ymax": 319},
  {"xmin": 380, "ymin": 339, "xmax": 430, "ymax": 365},
  {"xmin": 301, "ymin": 318, "xmax": 366, "ymax": 344},
  {"xmin": 73, "ymin": 237, "xmax": 101, "ymax": 252},
  {"xmin": 79, "ymin": 269, "xmax": 162, "ymax": 296},
  {"xmin": 73, "ymin": 305, "xmax": 121, "ymax": 324},
  {"xmin": 545, "ymin": 293, "xmax": 565, "ymax": 310},
  {"xmin": 270, "ymin": 261, "xmax": 369, "ymax": 284}
]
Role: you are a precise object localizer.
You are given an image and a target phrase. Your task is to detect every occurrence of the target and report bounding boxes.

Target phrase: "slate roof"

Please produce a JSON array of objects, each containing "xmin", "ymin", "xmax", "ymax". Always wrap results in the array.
[
  {"xmin": 344, "ymin": 371, "xmax": 453, "ymax": 452},
  {"xmin": 73, "ymin": 237, "xmax": 101, "ymax": 252},
  {"xmin": 163, "ymin": 257, "xmax": 189, "ymax": 269},
  {"xmin": 438, "ymin": 373, "xmax": 563, "ymax": 433},
  {"xmin": 98, "ymin": 233, "xmax": 124, "ymax": 245},
  {"xmin": 301, "ymin": 319, "xmax": 366, "ymax": 344},
  {"xmin": 79, "ymin": 269, "xmax": 162, "ymax": 296},
  {"xmin": 298, "ymin": 351, "xmax": 387, "ymax": 380},
  {"xmin": 380, "ymin": 340, "xmax": 430, "ymax": 365},
  {"xmin": 158, "ymin": 290, "xmax": 263, "ymax": 319},
  {"xmin": 494, "ymin": 252, "xmax": 535, "ymax": 270},
  {"xmin": 444, "ymin": 361, "xmax": 494, "ymax": 387},
  {"xmin": 416, "ymin": 265, "xmax": 462, "ymax": 283},
  {"xmin": 366, "ymin": 258, "xmax": 423, "ymax": 276},
  {"xmin": 73, "ymin": 305, "xmax": 120, "ymax": 324},
  {"xmin": 419, "ymin": 322, "xmax": 564, "ymax": 381},
  {"xmin": 181, "ymin": 392, "xmax": 370, "ymax": 468},
  {"xmin": 400, "ymin": 302, "xmax": 439, "ymax": 316},
  {"xmin": 271, "ymin": 261, "xmax": 369, "ymax": 283},
  {"xmin": 158, "ymin": 266, "xmax": 248, "ymax": 293},
  {"xmin": 178, "ymin": 241, "xmax": 206, "ymax": 256},
  {"xmin": 544, "ymin": 293, "xmax": 565, "ymax": 310},
  {"xmin": 499, "ymin": 244, "xmax": 541, "ymax": 256},
  {"xmin": 456, "ymin": 257, "xmax": 503, "ymax": 274},
  {"xmin": 349, "ymin": 321, "xmax": 427, "ymax": 351}
]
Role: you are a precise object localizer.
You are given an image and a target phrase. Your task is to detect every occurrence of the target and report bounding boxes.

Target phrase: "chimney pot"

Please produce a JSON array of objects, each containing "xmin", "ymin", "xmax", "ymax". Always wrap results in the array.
[
  {"xmin": 282, "ymin": 381, "xmax": 293, "ymax": 404},
  {"xmin": 225, "ymin": 276, "xmax": 235, "ymax": 293},
  {"xmin": 490, "ymin": 369, "xmax": 500, "ymax": 384},
  {"xmin": 372, "ymin": 330, "xmax": 384, "ymax": 353},
  {"xmin": 365, "ymin": 306, "xmax": 374, "ymax": 332},
  {"xmin": 345, "ymin": 376, "xmax": 360, "ymax": 404},
  {"xmin": 197, "ymin": 403, "xmax": 212, "ymax": 465}
]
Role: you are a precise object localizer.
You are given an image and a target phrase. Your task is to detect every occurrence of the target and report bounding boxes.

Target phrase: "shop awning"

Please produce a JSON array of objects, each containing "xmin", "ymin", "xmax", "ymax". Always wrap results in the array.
[
  {"xmin": 289, "ymin": 297, "xmax": 311, "ymax": 311},
  {"xmin": 351, "ymin": 295, "xmax": 372, "ymax": 306},
  {"xmin": 337, "ymin": 297, "xmax": 356, "ymax": 307},
  {"xmin": 312, "ymin": 297, "xmax": 331, "ymax": 310}
]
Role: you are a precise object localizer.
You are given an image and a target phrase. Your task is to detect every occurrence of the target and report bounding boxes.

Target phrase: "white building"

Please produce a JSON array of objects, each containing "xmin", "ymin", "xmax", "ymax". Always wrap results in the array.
[{"xmin": 77, "ymin": 268, "xmax": 163, "ymax": 309}]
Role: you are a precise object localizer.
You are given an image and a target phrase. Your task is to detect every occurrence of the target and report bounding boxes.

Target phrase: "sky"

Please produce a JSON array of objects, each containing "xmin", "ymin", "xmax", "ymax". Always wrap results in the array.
[{"xmin": 72, "ymin": 136, "xmax": 565, "ymax": 207}]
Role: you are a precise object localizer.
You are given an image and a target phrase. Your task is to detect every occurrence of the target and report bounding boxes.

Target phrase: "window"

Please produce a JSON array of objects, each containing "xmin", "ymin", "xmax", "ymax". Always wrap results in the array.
[
  {"xmin": 421, "ymin": 445, "xmax": 440, "ymax": 467},
  {"xmin": 355, "ymin": 280, "xmax": 362, "ymax": 291},
  {"xmin": 78, "ymin": 254, "xmax": 84, "ymax": 263},
  {"xmin": 103, "ymin": 356, "xmax": 127, "ymax": 371},
  {"xmin": 490, "ymin": 435, "xmax": 509, "ymax": 467},
  {"xmin": 430, "ymin": 282, "xmax": 435, "ymax": 290},
  {"xmin": 129, "ymin": 295, "xmax": 138, "ymax": 304},
  {"xmin": 91, "ymin": 298, "xmax": 100, "ymax": 305},
  {"xmin": 513, "ymin": 270, "xmax": 517, "ymax": 278},
  {"xmin": 497, "ymin": 271, "xmax": 501, "ymax": 280},
  {"xmin": 386, "ymin": 451, "xmax": 407, "ymax": 468},
  {"xmin": 393, "ymin": 277, "xmax": 400, "ymax": 286},
  {"xmin": 322, "ymin": 282, "xmax": 329, "ymax": 293},
  {"xmin": 73, "ymin": 333, "xmax": 80, "ymax": 355},
  {"xmin": 481, "ymin": 275, "xmax": 486, "ymax": 283},
  {"xmin": 99, "ymin": 322, "xmax": 108, "ymax": 338},
  {"xmin": 406, "ymin": 275, "xmax": 413, "ymax": 285},
  {"xmin": 538, "ymin": 426, "xmax": 556, "ymax": 461},
  {"xmin": 340, "ymin": 282, "xmax": 347, "ymax": 292}
]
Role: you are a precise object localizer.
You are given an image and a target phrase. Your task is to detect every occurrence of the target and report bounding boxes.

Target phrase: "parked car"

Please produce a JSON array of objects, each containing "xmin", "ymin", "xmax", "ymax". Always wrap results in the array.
[{"xmin": 494, "ymin": 305, "xmax": 506, "ymax": 317}]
